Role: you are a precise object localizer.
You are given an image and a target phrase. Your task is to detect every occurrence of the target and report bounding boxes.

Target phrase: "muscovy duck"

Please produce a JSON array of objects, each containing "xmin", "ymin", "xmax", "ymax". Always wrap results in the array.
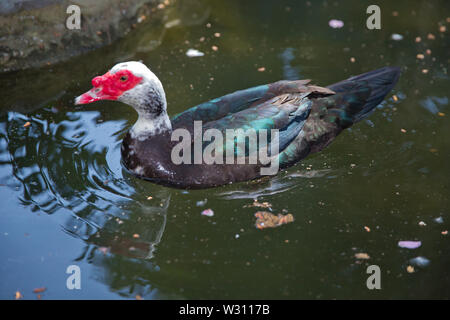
[{"xmin": 75, "ymin": 61, "xmax": 400, "ymax": 189}]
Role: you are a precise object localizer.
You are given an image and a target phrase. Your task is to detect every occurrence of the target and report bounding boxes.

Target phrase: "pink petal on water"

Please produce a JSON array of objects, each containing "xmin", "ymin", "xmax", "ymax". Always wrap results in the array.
[
  {"xmin": 201, "ymin": 209, "xmax": 214, "ymax": 217},
  {"xmin": 398, "ymin": 241, "xmax": 422, "ymax": 249},
  {"xmin": 329, "ymin": 19, "xmax": 344, "ymax": 29}
]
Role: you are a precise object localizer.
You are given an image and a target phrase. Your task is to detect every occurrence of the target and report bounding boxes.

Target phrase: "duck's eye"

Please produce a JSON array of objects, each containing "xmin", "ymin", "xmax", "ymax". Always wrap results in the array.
[{"xmin": 120, "ymin": 75, "xmax": 128, "ymax": 82}]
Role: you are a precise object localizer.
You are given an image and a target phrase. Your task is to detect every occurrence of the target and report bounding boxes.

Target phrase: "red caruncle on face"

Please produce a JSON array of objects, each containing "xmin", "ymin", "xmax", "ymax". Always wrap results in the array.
[{"xmin": 75, "ymin": 69, "xmax": 143, "ymax": 104}]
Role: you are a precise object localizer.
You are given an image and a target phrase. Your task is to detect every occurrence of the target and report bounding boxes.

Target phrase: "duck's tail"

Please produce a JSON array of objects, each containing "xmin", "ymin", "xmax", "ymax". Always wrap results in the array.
[{"xmin": 326, "ymin": 66, "xmax": 401, "ymax": 127}]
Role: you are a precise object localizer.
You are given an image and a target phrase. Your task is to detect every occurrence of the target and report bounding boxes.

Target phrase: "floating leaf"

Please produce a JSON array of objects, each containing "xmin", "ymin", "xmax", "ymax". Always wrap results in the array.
[
  {"xmin": 255, "ymin": 211, "xmax": 294, "ymax": 229},
  {"xmin": 391, "ymin": 33, "xmax": 404, "ymax": 41},
  {"xmin": 434, "ymin": 216, "xmax": 444, "ymax": 224},
  {"xmin": 398, "ymin": 241, "xmax": 421, "ymax": 249},
  {"xmin": 355, "ymin": 253, "xmax": 370, "ymax": 259},
  {"xmin": 15, "ymin": 291, "xmax": 23, "ymax": 299},
  {"xmin": 97, "ymin": 247, "xmax": 109, "ymax": 255},
  {"xmin": 328, "ymin": 19, "xmax": 344, "ymax": 29},
  {"xmin": 186, "ymin": 49, "xmax": 204, "ymax": 57},
  {"xmin": 201, "ymin": 209, "xmax": 214, "ymax": 217},
  {"xmin": 244, "ymin": 200, "xmax": 272, "ymax": 209},
  {"xmin": 33, "ymin": 287, "xmax": 46, "ymax": 294},
  {"xmin": 409, "ymin": 256, "xmax": 430, "ymax": 267}
]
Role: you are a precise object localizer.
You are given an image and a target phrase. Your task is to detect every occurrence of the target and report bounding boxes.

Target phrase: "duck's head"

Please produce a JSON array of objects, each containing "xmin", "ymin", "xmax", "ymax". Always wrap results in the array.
[{"xmin": 75, "ymin": 61, "xmax": 167, "ymax": 118}]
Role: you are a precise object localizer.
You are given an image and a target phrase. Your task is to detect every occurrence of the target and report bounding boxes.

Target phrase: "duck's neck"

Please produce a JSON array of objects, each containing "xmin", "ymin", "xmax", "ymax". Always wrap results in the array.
[
  {"xmin": 131, "ymin": 112, "xmax": 171, "ymax": 140},
  {"xmin": 129, "ymin": 90, "xmax": 172, "ymax": 140}
]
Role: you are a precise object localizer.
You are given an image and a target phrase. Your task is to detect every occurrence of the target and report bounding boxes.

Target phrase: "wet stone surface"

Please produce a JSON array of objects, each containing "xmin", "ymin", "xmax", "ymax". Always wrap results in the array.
[{"xmin": 0, "ymin": 0, "xmax": 164, "ymax": 72}]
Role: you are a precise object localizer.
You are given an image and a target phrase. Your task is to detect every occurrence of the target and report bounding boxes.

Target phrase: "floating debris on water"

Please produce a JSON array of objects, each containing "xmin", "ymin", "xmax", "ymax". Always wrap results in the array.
[
  {"xmin": 137, "ymin": 15, "xmax": 146, "ymax": 23},
  {"xmin": 398, "ymin": 241, "xmax": 422, "ymax": 249},
  {"xmin": 186, "ymin": 49, "xmax": 204, "ymax": 57},
  {"xmin": 244, "ymin": 199, "xmax": 272, "ymax": 209},
  {"xmin": 406, "ymin": 265, "xmax": 415, "ymax": 273},
  {"xmin": 196, "ymin": 199, "xmax": 207, "ymax": 207},
  {"xmin": 23, "ymin": 121, "xmax": 31, "ymax": 128},
  {"xmin": 442, "ymin": 230, "xmax": 448, "ymax": 235},
  {"xmin": 257, "ymin": 67, "xmax": 266, "ymax": 72},
  {"xmin": 434, "ymin": 216, "xmax": 444, "ymax": 224},
  {"xmin": 211, "ymin": 45, "xmax": 219, "ymax": 51},
  {"xmin": 33, "ymin": 287, "xmax": 46, "ymax": 294},
  {"xmin": 409, "ymin": 256, "xmax": 430, "ymax": 267},
  {"xmin": 355, "ymin": 253, "xmax": 370, "ymax": 260},
  {"xmin": 97, "ymin": 247, "xmax": 109, "ymax": 255},
  {"xmin": 364, "ymin": 226, "xmax": 371, "ymax": 232},
  {"xmin": 418, "ymin": 221, "xmax": 427, "ymax": 227},
  {"xmin": 328, "ymin": 19, "xmax": 344, "ymax": 29},
  {"xmin": 255, "ymin": 211, "xmax": 294, "ymax": 229},
  {"xmin": 391, "ymin": 33, "xmax": 404, "ymax": 41},
  {"xmin": 201, "ymin": 208, "xmax": 214, "ymax": 217},
  {"xmin": 165, "ymin": 19, "xmax": 180, "ymax": 29}
]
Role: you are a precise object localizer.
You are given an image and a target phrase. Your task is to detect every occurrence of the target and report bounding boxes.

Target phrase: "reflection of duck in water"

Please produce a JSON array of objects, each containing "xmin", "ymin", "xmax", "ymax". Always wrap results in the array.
[
  {"xmin": 0, "ymin": 100, "xmax": 171, "ymax": 261},
  {"xmin": 75, "ymin": 62, "xmax": 400, "ymax": 189},
  {"xmin": 62, "ymin": 189, "xmax": 172, "ymax": 299},
  {"xmin": 66, "ymin": 189, "xmax": 171, "ymax": 260}
]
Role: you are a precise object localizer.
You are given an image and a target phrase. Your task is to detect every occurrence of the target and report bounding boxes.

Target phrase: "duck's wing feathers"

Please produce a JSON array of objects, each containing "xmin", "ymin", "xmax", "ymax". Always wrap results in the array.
[
  {"xmin": 171, "ymin": 80, "xmax": 334, "ymax": 129},
  {"xmin": 177, "ymin": 88, "xmax": 336, "ymax": 161}
]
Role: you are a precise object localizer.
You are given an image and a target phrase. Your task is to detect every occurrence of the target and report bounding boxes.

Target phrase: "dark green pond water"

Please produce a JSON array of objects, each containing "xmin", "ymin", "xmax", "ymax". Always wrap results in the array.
[{"xmin": 1, "ymin": 0, "xmax": 449, "ymax": 299}]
